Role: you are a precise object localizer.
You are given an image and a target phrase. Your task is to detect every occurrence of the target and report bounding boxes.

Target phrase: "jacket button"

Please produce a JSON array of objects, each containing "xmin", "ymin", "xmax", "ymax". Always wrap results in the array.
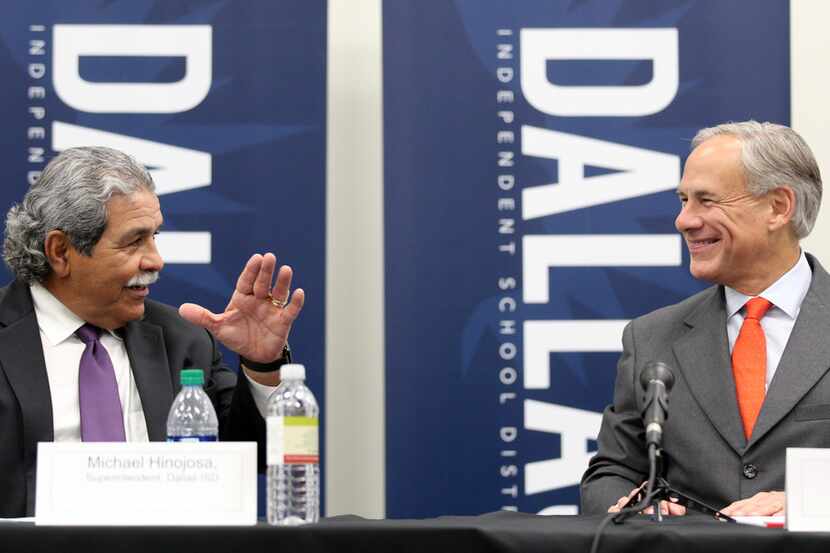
[{"xmin": 743, "ymin": 464, "xmax": 758, "ymax": 479}]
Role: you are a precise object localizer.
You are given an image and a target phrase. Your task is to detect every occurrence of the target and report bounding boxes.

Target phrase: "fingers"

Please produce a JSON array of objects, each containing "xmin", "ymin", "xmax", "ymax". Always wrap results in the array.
[
  {"xmin": 666, "ymin": 499, "xmax": 687, "ymax": 516},
  {"xmin": 270, "ymin": 265, "xmax": 293, "ymax": 303},
  {"xmin": 608, "ymin": 484, "xmax": 644, "ymax": 513},
  {"xmin": 253, "ymin": 253, "xmax": 277, "ymax": 299},
  {"xmin": 721, "ymin": 498, "xmax": 749, "ymax": 516},
  {"xmin": 650, "ymin": 501, "xmax": 683, "ymax": 516},
  {"xmin": 607, "ymin": 488, "xmax": 687, "ymax": 517},
  {"xmin": 641, "ymin": 501, "xmax": 686, "ymax": 517},
  {"xmin": 721, "ymin": 491, "xmax": 785, "ymax": 516},
  {"xmin": 720, "ymin": 501, "xmax": 743, "ymax": 516},
  {"xmin": 179, "ymin": 303, "xmax": 219, "ymax": 331},
  {"xmin": 282, "ymin": 288, "xmax": 305, "ymax": 320},
  {"xmin": 236, "ymin": 254, "xmax": 263, "ymax": 295},
  {"xmin": 231, "ymin": 252, "xmax": 304, "ymax": 318},
  {"xmin": 608, "ymin": 495, "xmax": 628, "ymax": 513},
  {"xmin": 235, "ymin": 253, "xmax": 281, "ymax": 300}
]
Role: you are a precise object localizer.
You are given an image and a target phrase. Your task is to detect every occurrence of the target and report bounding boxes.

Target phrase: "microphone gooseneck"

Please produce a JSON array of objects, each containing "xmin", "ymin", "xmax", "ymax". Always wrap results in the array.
[{"xmin": 640, "ymin": 361, "xmax": 675, "ymax": 448}]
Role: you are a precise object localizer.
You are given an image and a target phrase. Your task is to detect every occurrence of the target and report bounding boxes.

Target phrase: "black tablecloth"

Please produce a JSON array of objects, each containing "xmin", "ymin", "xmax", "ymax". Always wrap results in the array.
[{"xmin": 2, "ymin": 511, "xmax": 829, "ymax": 553}]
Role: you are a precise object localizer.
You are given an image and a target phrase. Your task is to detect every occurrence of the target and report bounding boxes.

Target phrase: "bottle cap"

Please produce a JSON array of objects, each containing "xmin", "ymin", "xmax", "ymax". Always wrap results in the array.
[
  {"xmin": 280, "ymin": 364, "xmax": 306, "ymax": 380},
  {"xmin": 180, "ymin": 368, "xmax": 205, "ymax": 386}
]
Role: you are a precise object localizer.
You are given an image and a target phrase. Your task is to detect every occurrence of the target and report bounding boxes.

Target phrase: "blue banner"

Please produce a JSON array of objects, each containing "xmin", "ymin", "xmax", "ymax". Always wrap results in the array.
[
  {"xmin": 383, "ymin": 1, "xmax": 789, "ymax": 517},
  {"xmin": 0, "ymin": 0, "xmax": 326, "ymax": 510}
]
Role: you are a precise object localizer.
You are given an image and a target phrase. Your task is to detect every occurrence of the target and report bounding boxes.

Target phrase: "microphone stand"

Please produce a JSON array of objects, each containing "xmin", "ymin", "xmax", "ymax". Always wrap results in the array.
[
  {"xmin": 614, "ymin": 444, "xmax": 735, "ymax": 523},
  {"xmin": 610, "ymin": 362, "xmax": 734, "ymax": 524}
]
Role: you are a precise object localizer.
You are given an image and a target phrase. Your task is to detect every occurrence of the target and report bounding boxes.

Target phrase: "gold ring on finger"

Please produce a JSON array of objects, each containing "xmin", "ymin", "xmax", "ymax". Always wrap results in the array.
[{"xmin": 267, "ymin": 292, "xmax": 287, "ymax": 308}]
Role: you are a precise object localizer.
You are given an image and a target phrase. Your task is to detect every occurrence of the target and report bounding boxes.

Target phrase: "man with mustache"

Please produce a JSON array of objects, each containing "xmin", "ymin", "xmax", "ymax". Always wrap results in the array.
[
  {"xmin": 0, "ymin": 146, "xmax": 304, "ymax": 516},
  {"xmin": 581, "ymin": 121, "xmax": 826, "ymax": 517}
]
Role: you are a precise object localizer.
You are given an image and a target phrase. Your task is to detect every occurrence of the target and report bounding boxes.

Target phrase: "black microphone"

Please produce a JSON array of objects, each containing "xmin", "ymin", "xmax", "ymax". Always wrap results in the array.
[{"xmin": 639, "ymin": 361, "xmax": 675, "ymax": 448}]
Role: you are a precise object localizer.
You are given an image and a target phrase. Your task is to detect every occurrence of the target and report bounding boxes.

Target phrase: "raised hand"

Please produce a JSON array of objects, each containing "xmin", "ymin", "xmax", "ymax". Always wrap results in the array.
[{"xmin": 179, "ymin": 253, "xmax": 305, "ymax": 363}]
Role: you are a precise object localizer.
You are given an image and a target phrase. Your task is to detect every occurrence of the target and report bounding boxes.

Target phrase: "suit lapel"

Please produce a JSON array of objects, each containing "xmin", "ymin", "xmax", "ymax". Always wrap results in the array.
[
  {"xmin": 672, "ymin": 287, "xmax": 746, "ymax": 454},
  {"xmin": 124, "ymin": 320, "xmax": 174, "ymax": 441},
  {"xmin": 0, "ymin": 281, "xmax": 53, "ymax": 471},
  {"xmin": 748, "ymin": 255, "xmax": 830, "ymax": 448}
]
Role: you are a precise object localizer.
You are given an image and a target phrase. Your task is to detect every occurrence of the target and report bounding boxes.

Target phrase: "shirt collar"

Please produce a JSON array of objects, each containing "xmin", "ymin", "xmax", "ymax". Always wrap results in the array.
[
  {"xmin": 29, "ymin": 282, "xmax": 122, "ymax": 346},
  {"xmin": 724, "ymin": 250, "xmax": 812, "ymax": 320}
]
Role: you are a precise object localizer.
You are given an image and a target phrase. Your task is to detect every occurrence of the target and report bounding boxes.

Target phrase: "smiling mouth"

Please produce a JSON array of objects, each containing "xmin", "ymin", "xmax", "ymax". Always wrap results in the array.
[
  {"xmin": 687, "ymin": 238, "xmax": 720, "ymax": 252},
  {"xmin": 124, "ymin": 285, "xmax": 150, "ymax": 297}
]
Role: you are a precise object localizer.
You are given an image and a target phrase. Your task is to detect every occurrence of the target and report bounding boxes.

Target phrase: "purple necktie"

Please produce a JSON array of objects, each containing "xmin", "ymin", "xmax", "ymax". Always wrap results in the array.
[{"xmin": 77, "ymin": 324, "xmax": 126, "ymax": 441}]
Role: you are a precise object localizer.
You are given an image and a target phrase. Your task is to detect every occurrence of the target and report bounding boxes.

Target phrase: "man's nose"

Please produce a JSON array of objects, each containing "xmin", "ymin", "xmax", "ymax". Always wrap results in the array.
[
  {"xmin": 675, "ymin": 203, "xmax": 702, "ymax": 233},
  {"xmin": 141, "ymin": 239, "xmax": 164, "ymax": 273}
]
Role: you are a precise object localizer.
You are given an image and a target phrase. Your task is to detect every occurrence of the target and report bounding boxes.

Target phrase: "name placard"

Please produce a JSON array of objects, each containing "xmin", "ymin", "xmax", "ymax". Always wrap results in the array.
[
  {"xmin": 35, "ymin": 442, "xmax": 257, "ymax": 526},
  {"xmin": 787, "ymin": 447, "xmax": 830, "ymax": 531}
]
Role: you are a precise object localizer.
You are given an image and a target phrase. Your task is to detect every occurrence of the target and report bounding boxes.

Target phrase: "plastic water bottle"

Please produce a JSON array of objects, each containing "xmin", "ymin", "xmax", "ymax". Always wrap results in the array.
[
  {"xmin": 166, "ymin": 369, "xmax": 219, "ymax": 442},
  {"xmin": 267, "ymin": 364, "xmax": 319, "ymax": 525}
]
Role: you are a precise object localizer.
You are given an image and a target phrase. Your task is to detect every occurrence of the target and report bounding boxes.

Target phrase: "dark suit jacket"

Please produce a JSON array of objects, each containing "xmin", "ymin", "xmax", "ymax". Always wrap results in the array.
[
  {"xmin": 581, "ymin": 254, "xmax": 830, "ymax": 514},
  {"xmin": 0, "ymin": 280, "xmax": 269, "ymax": 517}
]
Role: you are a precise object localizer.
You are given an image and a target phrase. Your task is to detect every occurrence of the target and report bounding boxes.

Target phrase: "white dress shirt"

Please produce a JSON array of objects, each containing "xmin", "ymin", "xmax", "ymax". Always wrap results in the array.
[
  {"xmin": 30, "ymin": 283, "xmax": 276, "ymax": 442},
  {"xmin": 31, "ymin": 282, "xmax": 149, "ymax": 442},
  {"xmin": 724, "ymin": 251, "xmax": 812, "ymax": 390}
]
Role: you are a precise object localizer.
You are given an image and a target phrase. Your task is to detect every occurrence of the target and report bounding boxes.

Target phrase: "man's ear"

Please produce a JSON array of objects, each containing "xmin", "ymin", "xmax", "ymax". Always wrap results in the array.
[
  {"xmin": 767, "ymin": 186, "xmax": 797, "ymax": 233},
  {"xmin": 43, "ymin": 230, "xmax": 72, "ymax": 278}
]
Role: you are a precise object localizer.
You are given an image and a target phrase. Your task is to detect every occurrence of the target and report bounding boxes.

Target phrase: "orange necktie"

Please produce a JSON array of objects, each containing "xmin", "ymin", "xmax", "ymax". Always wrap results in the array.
[{"xmin": 732, "ymin": 297, "xmax": 772, "ymax": 439}]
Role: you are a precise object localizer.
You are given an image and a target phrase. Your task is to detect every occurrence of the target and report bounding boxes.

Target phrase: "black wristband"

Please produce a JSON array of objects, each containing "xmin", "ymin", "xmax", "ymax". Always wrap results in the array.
[{"xmin": 240, "ymin": 344, "xmax": 292, "ymax": 373}]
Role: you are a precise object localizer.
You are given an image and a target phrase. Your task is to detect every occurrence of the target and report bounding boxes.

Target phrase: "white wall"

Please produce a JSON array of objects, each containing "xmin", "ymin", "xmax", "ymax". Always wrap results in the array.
[
  {"xmin": 793, "ymin": 1, "xmax": 830, "ymax": 261},
  {"xmin": 325, "ymin": 0, "xmax": 385, "ymax": 518}
]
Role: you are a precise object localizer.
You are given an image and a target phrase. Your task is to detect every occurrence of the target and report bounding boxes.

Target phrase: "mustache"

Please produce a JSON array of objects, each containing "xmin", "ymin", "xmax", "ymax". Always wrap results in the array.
[{"xmin": 126, "ymin": 272, "xmax": 160, "ymax": 287}]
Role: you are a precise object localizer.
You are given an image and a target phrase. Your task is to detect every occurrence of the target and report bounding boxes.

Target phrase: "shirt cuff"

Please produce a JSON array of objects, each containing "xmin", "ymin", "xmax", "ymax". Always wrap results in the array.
[{"xmin": 243, "ymin": 371, "xmax": 278, "ymax": 419}]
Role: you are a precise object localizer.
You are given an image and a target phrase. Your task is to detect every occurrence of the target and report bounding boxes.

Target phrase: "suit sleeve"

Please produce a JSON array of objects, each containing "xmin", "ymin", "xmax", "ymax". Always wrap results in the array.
[
  {"xmin": 223, "ymin": 374, "xmax": 269, "ymax": 471},
  {"xmin": 580, "ymin": 320, "xmax": 650, "ymax": 514},
  {"xmin": 199, "ymin": 330, "xmax": 269, "ymax": 471}
]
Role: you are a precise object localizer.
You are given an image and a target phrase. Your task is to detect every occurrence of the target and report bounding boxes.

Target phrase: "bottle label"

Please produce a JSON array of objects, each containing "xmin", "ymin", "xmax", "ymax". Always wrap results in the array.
[
  {"xmin": 166, "ymin": 435, "xmax": 218, "ymax": 442},
  {"xmin": 266, "ymin": 416, "xmax": 319, "ymax": 465}
]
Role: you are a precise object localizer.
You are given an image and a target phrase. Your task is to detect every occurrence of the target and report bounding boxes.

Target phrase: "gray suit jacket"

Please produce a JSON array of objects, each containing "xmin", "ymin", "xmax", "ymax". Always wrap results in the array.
[
  {"xmin": 0, "ymin": 280, "xmax": 272, "ymax": 517},
  {"xmin": 581, "ymin": 253, "xmax": 830, "ymax": 514}
]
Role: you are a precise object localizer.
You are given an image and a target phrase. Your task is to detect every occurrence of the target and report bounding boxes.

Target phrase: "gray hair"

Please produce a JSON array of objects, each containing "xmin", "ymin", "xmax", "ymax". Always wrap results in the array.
[
  {"xmin": 4, "ymin": 146, "xmax": 155, "ymax": 283},
  {"xmin": 692, "ymin": 121, "xmax": 822, "ymax": 238}
]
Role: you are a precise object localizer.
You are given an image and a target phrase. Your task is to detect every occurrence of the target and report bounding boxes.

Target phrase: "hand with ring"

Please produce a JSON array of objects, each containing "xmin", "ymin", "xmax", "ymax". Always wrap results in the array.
[
  {"xmin": 178, "ymin": 252, "xmax": 305, "ymax": 364},
  {"xmin": 267, "ymin": 292, "xmax": 288, "ymax": 309}
]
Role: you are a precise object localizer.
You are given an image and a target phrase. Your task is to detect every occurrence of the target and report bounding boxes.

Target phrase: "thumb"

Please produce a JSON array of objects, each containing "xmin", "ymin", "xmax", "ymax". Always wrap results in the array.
[
  {"xmin": 179, "ymin": 303, "xmax": 219, "ymax": 331},
  {"xmin": 667, "ymin": 500, "xmax": 687, "ymax": 516}
]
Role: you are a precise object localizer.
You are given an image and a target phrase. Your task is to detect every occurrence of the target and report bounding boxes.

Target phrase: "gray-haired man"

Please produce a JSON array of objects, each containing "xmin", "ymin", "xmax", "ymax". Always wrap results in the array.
[
  {"xmin": 581, "ymin": 121, "xmax": 826, "ymax": 517},
  {"xmin": 0, "ymin": 146, "xmax": 304, "ymax": 516}
]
